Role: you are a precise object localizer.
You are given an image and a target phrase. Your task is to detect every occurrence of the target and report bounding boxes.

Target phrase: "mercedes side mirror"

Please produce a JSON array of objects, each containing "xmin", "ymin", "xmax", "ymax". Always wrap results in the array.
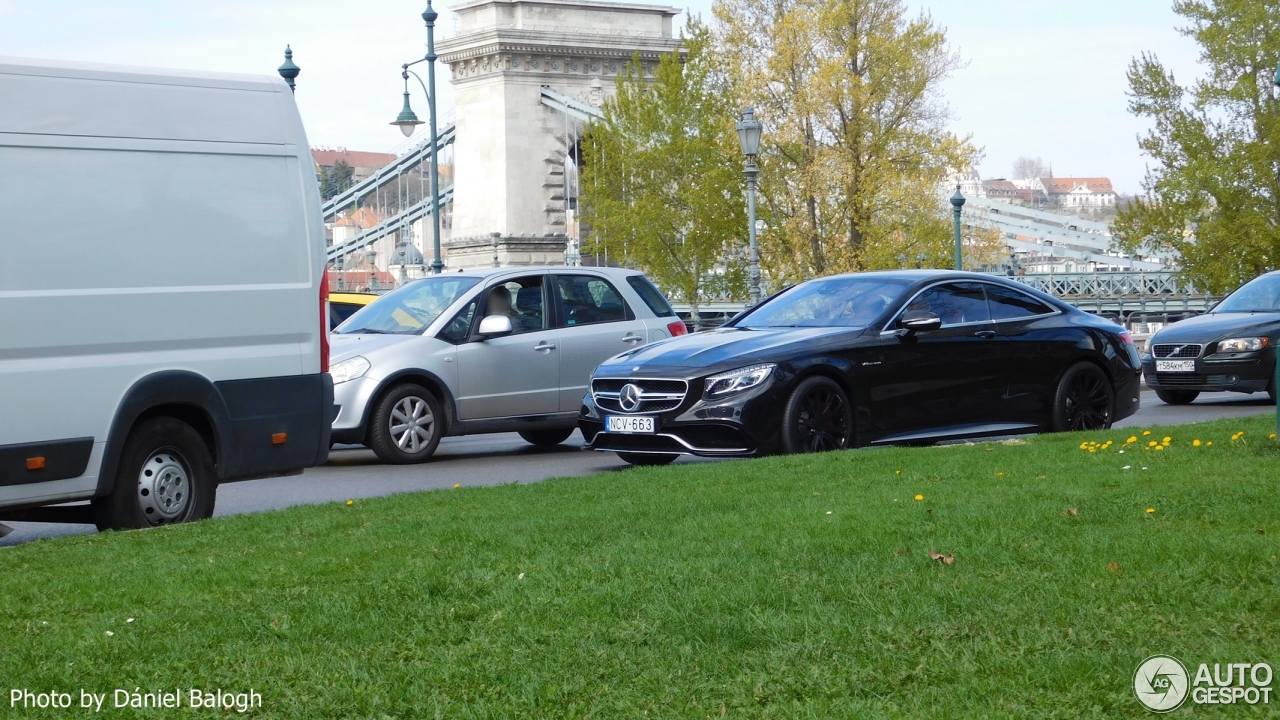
[
  {"xmin": 477, "ymin": 315, "xmax": 513, "ymax": 338},
  {"xmin": 898, "ymin": 311, "xmax": 942, "ymax": 335}
]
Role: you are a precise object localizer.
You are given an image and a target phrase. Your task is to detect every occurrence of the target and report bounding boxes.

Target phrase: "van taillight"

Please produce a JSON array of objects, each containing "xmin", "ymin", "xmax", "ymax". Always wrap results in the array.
[
  {"xmin": 320, "ymin": 268, "xmax": 330, "ymax": 372},
  {"xmin": 667, "ymin": 320, "xmax": 688, "ymax": 337}
]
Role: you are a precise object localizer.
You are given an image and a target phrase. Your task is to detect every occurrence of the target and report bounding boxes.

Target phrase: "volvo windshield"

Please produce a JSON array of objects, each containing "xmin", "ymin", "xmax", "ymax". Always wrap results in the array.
[{"xmin": 1214, "ymin": 273, "xmax": 1280, "ymax": 313}]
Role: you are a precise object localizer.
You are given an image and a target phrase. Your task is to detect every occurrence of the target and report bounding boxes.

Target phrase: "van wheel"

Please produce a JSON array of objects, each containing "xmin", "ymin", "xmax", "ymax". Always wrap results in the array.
[
  {"xmin": 617, "ymin": 452, "xmax": 677, "ymax": 466},
  {"xmin": 368, "ymin": 384, "xmax": 443, "ymax": 464},
  {"xmin": 1051, "ymin": 363, "xmax": 1114, "ymax": 431},
  {"xmin": 519, "ymin": 428, "xmax": 575, "ymax": 446},
  {"xmin": 93, "ymin": 417, "xmax": 217, "ymax": 531}
]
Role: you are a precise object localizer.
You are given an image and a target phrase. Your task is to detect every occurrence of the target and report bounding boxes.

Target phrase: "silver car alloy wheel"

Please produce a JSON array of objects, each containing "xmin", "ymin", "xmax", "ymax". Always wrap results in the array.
[
  {"xmin": 390, "ymin": 396, "xmax": 435, "ymax": 453},
  {"xmin": 137, "ymin": 449, "xmax": 191, "ymax": 524}
]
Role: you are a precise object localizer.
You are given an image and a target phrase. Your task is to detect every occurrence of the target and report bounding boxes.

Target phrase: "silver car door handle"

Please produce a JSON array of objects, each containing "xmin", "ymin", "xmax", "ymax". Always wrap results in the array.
[
  {"xmin": 534, "ymin": 342, "xmax": 557, "ymax": 351},
  {"xmin": 622, "ymin": 334, "xmax": 643, "ymax": 343}
]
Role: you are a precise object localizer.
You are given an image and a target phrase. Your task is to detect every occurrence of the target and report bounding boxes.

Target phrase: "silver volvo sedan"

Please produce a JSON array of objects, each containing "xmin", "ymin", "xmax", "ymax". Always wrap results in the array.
[{"xmin": 328, "ymin": 267, "xmax": 688, "ymax": 463}]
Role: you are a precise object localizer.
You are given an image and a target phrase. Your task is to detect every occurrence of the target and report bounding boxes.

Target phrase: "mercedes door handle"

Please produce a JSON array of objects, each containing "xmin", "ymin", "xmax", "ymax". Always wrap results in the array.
[
  {"xmin": 974, "ymin": 330, "xmax": 997, "ymax": 339},
  {"xmin": 622, "ymin": 334, "xmax": 644, "ymax": 344},
  {"xmin": 534, "ymin": 342, "xmax": 557, "ymax": 352}
]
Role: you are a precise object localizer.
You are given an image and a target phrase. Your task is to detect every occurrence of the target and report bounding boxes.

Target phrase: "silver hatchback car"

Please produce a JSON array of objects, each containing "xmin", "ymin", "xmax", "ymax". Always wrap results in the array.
[{"xmin": 328, "ymin": 267, "xmax": 688, "ymax": 463}]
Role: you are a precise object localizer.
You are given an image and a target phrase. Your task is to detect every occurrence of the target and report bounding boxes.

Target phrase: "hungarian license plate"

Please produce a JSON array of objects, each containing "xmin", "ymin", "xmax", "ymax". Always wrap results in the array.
[
  {"xmin": 606, "ymin": 416, "xmax": 654, "ymax": 434},
  {"xmin": 1156, "ymin": 360, "xmax": 1195, "ymax": 372}
]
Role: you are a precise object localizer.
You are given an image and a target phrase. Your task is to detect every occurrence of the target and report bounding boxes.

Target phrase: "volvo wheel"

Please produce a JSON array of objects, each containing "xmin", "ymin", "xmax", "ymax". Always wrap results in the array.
[
  {"xmin": 93, "ymin": 417, "xmax": 217, "ymax": 531},
  {"xmin": 781, "ymin": 376, "xmax": 853, "ymax": 454},
  {"xmin": 368, "ymin": 384, "xmax": 443, "ymax": 464},
  {"xmin": 1051, "ymin": 363, "xmax": 1114, "ymax": 431}
]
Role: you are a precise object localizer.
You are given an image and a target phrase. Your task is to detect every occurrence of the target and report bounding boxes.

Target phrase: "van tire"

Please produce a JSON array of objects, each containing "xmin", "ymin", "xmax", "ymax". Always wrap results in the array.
[
  {"xmin": 368, "ymin": 384, "xmax": 443, "ymax": 464},
  {"xmin": 93, "ymin": 417, "xmax": 217, "ymax": 531}
]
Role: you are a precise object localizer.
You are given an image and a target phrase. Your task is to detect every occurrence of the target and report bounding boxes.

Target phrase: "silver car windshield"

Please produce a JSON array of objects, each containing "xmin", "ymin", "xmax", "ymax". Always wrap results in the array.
[
  {"xmin": 1215, "ymin": 274, "xmax": 1280, "ymax": 313},
  {"xmin": 738, "ymin": 277, "xmax": 912, "ymax": 328},
  {"xmin": 336, "ymin": 276, "xmax": 481, "ymax": 335}
]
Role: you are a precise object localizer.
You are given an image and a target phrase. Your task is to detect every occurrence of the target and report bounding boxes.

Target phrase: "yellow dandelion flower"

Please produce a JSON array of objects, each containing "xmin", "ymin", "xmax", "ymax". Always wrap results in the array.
[
  {"xmin": 1126, "ymin": 436, "xmax": 1138, "ymax": 443},
  {"xmin": 1193, "ymin": 439, "xmax": 1201, "ymax": 447},
  {"xmin": 915, "ymin": 494, "xmax": 924, "ymax": 501},
  {"xmin": 1089, "ymin": 448, "xmax": 1096, "ymax": 453},
  {"xmin": 1079, "ymin": 442, "xmax": 1088, "ymax": 450},
  {"xmin": 1155, "ymin": 446, "xmax": 1164, "ymax": 451},
  {"xmin": 1207, "ymin": 441, "xmax": 1213, "ymax": 446},
  {"xmin": 1143, "ymin": 430, "xmax": 1151, "ymax": 436},
  {"xmin": 1148, "ymin": 441, "xmax": 1158, "ymax": 447},
  {"xmin": 1271, "ymin": 433, "xmax": 1277, "ymax": 440},
  {"xmin": 997, "ymin": 472, "xmax": 1004, "ymax": 477},
  {"xmin": 895, "ymin": 470, "xmax": 901, "ymax": 474},
  {"xmin": 1146, "ymin": 508, "xmax": 1155, "ymax": 514},
  {"xmin": 454, "ymin": 483, "xmax": 460, "ymax": 488},
  {"xmin": 345, "ymin": 500, "xmax": 353, "ymax": 506},
  {"xmin": 1162, "ymin": 436, "xmax": 1171, "ymax": 443}
]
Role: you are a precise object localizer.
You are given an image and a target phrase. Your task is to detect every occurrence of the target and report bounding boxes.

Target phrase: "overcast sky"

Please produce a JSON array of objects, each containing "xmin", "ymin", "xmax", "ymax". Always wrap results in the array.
[{"xmin": 0, "ymin": 0, "xmax": 1202, "ymax": 193}]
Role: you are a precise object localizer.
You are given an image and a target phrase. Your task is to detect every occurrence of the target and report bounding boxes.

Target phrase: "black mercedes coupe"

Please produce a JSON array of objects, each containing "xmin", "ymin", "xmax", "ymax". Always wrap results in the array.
[
  {"xmin": 1142, "ymin": 270, "xmax": 1280, "ymax": 404},
  {"xmin": 579, "ymin": 270, "xmax": 1142, "ymax": 465}
]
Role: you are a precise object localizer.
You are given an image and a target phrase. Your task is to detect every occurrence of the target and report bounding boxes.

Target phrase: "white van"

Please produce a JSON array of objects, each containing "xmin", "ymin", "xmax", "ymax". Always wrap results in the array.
[{"xmin": 0, "ymin": 57, "xmax": 331, "ymax": 531}]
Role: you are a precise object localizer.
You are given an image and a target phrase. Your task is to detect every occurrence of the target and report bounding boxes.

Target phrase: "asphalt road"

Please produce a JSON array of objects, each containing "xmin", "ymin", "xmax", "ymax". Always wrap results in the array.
[{"xmin": 3, "ymin": 388, "xmax": 1274, "ymax": 548}]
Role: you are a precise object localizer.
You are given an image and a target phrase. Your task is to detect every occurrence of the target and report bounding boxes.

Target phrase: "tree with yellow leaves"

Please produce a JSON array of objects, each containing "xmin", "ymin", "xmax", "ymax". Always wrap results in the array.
[{"xmin": 713, "ymin": 0, "xmax": 978, "ymax": 283}]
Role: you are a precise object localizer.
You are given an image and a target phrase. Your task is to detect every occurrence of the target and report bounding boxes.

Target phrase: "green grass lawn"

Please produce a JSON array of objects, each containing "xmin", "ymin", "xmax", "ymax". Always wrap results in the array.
[{"xmin": 3, "ymin": 415, "xmax": 1279, "ymax": 718}]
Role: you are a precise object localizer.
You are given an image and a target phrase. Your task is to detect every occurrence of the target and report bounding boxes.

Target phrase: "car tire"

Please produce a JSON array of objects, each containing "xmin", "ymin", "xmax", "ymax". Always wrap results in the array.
[
  {"xmin": 368, "ymin": 384, "xmax": 444, "ymax": 464},
  {"xmin": 1154, "ymin": 388, "xmax": 1200, "ymax": 405},
  {"xmin": 518, "ymin": 428, "xmax": 575, "ymax": 446},
  {"xmin": 617, "ymin": 452, "xmax": 678, "ymax": 466},
  {"xmin": 92, "ymin": 417, "xmax": 217, "ymax": 531},
  {"xmin": 1051, "ymin": 362, "xmax": 1114, "ymax": 432},
  {"xmin": 781, "ymin": 376, "xmax": 853, "ymax": 454}
]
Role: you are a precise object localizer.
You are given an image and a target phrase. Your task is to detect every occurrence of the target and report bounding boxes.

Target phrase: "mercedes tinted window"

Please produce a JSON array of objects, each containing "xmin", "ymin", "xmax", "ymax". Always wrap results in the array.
[
  {"xmin": 907, "ymin": 283, "xmax": 991, "ymax": 326},
  {"xmin": 985, "ymin": 284, "xmax": 1055, "ymax": 320}
]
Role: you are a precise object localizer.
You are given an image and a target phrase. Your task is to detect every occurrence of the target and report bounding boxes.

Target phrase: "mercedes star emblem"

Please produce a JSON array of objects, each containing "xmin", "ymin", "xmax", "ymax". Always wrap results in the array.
[{"xmin": 619, "ymin": 383, "xmax": 642, "ymax": 412}]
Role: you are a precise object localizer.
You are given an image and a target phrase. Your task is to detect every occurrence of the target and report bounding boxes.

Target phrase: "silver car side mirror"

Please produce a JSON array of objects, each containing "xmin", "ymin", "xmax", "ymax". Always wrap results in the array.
[{"xmin": 477, "ymin": 315, "xmax": 513, "ymax": 337}]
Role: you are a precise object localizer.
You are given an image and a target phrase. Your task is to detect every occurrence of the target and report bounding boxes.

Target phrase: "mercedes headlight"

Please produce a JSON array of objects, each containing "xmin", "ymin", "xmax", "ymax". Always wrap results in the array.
[
  {"xmin": 1217, "ymin": 337, "xmax": 1268, "ymax": 353},
  {"xmin": 330, "ymin": 356, "xmax": 371, "ymax": 384},
  {"xmin": 704, "ymin": 364, "xmax": 776, "ymax": 397}
]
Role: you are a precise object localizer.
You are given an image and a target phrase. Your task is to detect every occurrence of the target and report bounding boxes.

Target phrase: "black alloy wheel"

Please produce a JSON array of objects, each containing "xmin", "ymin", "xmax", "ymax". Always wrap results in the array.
[
  {"xmin": 781, "ymin": 376, "xmax": 853, "ymax": 454},
  {"xmin": 1051, "ymin": 363, "xmax": 1114, "ymax": 432}
]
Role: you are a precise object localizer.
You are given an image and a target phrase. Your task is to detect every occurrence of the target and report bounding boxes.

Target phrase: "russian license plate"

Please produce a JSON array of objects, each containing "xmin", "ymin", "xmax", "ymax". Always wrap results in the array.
[
  {"xmin": 1156, "ymin": 360, "xmax": 1196, "ymax": 372},
  {"xmin": 606, "ymin": 416, "xmax": 654, "ymax": 434}
]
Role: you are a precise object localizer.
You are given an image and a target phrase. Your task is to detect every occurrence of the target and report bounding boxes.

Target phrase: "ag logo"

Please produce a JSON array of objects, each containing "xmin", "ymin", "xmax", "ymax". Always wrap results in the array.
[
  {"xmin": 1135, "ymin": 655, "xmax": 1190, "ymax": 712},
  {"xmin": 619, "ymin": 383, "xmax": 642, "ymax": 411}
]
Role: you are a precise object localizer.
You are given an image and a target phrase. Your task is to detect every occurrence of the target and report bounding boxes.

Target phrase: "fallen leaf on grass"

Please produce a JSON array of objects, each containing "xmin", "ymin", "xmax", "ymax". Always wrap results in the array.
[
  {"xmin": 928, "ymin": 550, "xmax": 955, "ymax": 566},
  {"xmin": 1257, "ymin": 528, "xmax": 1266, "ymax": 535},
  {"xmin": 893, "ymin": 547, "xmax": 906, "ymax": 556},
  {"xmin": 1067, "ymin": 508, "xmax": 1078, "ymax": 517},
  {"xmin": 1106, "ymin": 562, "xmax": 1119, "ymax": 574},
  {"xmin": 926, "ymin": 508, "xmax": 932, "ymax": 516}
]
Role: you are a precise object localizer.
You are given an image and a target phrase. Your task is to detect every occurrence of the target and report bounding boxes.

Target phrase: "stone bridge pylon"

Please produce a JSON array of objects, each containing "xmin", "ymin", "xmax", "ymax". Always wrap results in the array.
[{"xmin": 437, "ymin": 0, "xmax": 681, "ymax": 267}]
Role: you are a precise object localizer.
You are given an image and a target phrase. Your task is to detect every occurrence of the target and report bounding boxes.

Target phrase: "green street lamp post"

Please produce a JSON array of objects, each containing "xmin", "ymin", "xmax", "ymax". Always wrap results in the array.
[
  {"xmin": 736, "ymin": 107, "xmax": 763, "ymax": 307},
  {"xmin": 1274, "ymin": 61, "xmax": 1280, "ymax": 435},
  {"xmin": 277, "ymin": 46, "xmax": 299, "ymax": 93},
  {"xmin": 390, "ymin": 1, "xmax": 444, "ymax": 275},
  {"xmin": 950, "ymin": 185, "xmax": 965, "ymax": 271}
]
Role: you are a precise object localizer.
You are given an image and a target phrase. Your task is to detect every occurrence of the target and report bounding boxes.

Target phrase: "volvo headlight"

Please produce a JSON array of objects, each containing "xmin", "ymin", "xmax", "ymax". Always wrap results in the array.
[
  {"xmin": 330, "ymin": 356, "xmax": 371, "ymax": 384},
  {"xmin": 1217, "ymin": 337, "xmax": 1268, "ymax": 353},
  {"xmin": 704, "ymin": 364, "xmax": 776, "ymax": 397}
]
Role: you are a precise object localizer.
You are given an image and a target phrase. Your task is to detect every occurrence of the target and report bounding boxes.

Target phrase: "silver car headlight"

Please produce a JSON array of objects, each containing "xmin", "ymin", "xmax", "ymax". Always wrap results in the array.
[
  {"xmin": 330, "ymin": 356, "xmax": 371, "ymax": 384},
  {"xmin": 704, "ymin": 364, "xmax": 776, "ymax": 397},
  {"xmin": 1217, "ymin": 337, "xmax": 1268, "ymax": 352}
]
